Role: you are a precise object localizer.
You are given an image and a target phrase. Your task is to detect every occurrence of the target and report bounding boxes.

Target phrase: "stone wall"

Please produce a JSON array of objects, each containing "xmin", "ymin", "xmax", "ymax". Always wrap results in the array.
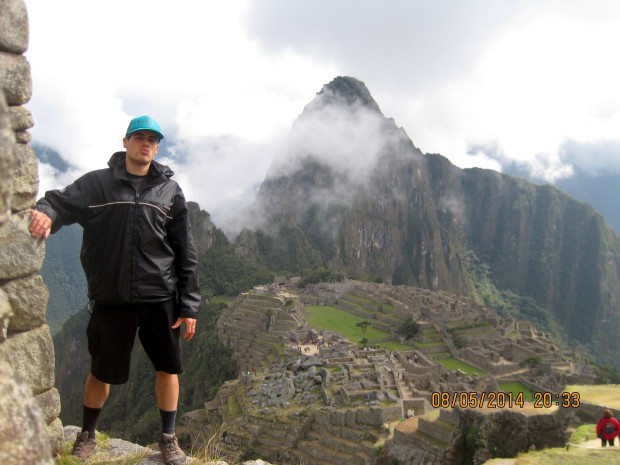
[{"xmin": 0, "ymin": 0, "xmax": 61, "ymax": 463}]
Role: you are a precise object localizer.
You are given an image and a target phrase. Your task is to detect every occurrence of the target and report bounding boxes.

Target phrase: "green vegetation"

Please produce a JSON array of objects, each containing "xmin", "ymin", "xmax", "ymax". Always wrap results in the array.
[
  {"xmin": 303, "ymin": 305, "xmax": 412, "ymax": 349},
  {"xmin": 200, "ymin": 228, "xmax": 274, "ymax": 296},
  {"xmin": 496, "ymin": 448, "xmax": 620, "ymax": 465},
  {"xmin": 40, "ymin": 224, "xmax": 88, "ymax": 335},
  {"xmin": 435, "ymin": 357, "xmax": 487, "ymax": 376},
  {"xmin": 590, "ymin": 362, "xmax": 620, "ymax": 384},
  {"xmin": 567, "ymin": 384, "xmax": 620, "ymax": 409},
  {"xmin": 570, "ymin": 423, "xmax": 596, "ymax": 444},
  {"xmin": 520, "ymin": 355, "xmax": 542, "ymax": 369},
  {"xmin": 459, "ymin": 248, "xmax": 563, "ymax": 342},
  {"xmin": 299, "ymin": 267, "xmax": 345, "ymax": 287},
  {"xmin": 499, "ymin": 381, "xmax": 533, "ymax": 402},
  {"xmin": 396, "ymin": 319, "xmax": 421, "ymax": 340}
]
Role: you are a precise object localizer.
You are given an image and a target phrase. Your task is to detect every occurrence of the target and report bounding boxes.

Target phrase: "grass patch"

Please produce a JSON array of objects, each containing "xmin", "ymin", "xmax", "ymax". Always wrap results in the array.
[
  {"xmin": 56, "ymin": 431, "xmax": 151, "ymax": 465},
  {"xmin": 380, "ymin": 340, "xmax": 415, "ymax": 350},
  {"xmin": 412, "ymin": 340, "xmax": 445, "ymax": 348},
  {"xmin": 566, "ymin": 384, "xmax": 620, "ymax": 409},
  {"xmin": 304, "ymin": 305, "xmax": 412, "ymax": 349},
  {"xmin": 507, "ymin": 448, "xmax": 620, "ymax": 465},
  {"xmin": 499, "ymin": 381, "xmax": 534, "ymax": 402},
  {"xmin": 209, "ymin": 294, "xmax": 234, "ymax": 306},
  {"xmin": 485, "ymin": 423, "xmax": 620, "ymax": 465},
  {"xmin": 436, "ymin": 358, "xmax": 487, "ymax": 376},
  {"xmin": 570, "ymin": 423, "xmax": 596, "ymax": 443}
]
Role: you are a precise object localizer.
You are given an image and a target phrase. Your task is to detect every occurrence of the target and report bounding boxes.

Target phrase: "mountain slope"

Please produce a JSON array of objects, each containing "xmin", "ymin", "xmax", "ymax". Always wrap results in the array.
[{"xmin": 235, "ymin": 76, "xmax": 620, "ymax": 366}]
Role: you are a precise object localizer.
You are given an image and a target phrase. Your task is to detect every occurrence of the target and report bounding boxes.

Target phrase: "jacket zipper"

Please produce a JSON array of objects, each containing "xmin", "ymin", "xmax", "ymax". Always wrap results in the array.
[{"xmin": 131, "ymin": 186, "xmax": 140, "ymax": 301}]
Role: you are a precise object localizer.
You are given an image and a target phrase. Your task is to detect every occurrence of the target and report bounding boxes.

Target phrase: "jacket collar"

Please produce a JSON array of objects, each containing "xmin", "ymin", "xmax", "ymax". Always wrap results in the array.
[{"xmin": 108, "ymin": 151, "xmax": 174, "ymax": 184}]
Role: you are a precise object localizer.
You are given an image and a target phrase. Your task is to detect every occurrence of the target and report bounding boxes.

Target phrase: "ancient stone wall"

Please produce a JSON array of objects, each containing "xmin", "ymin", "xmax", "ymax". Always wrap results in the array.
[{"xmin": 0, "ymin": 0, "xmax": 61, "ymax": 462}]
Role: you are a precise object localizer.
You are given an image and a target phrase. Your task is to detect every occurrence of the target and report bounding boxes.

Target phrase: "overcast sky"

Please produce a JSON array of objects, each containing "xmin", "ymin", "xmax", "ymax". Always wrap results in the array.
[{"xmin": 24, "ymin": 0, "xmax": 620, "ymax": 231}]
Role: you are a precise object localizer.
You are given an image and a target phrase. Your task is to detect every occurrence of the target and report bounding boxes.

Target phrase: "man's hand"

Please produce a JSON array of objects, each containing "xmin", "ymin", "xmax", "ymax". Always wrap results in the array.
[
  {"xmin": 29, "ymin": 210, "xmax": 52, "ymax": 240},
  {"xmin": 172, "ymin": 317, "xmax": 197, "ymax": 341}
]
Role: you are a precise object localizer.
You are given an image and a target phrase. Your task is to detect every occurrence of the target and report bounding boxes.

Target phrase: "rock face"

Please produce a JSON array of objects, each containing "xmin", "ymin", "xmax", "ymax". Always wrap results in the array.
[
  {"xmin": 236, "ymin": 75, "xmax": 620, "ymax": 367},
  {"xmin": 0, "ymin": 1, "xmax": 60, "ymax": 462}
]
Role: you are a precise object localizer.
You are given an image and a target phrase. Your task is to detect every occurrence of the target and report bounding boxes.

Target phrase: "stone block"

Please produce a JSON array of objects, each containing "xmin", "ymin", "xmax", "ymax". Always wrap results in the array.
[
  {"xmin": 47, "ymin": 417, "xmax": 64, "ymax": 457},
  {"xmin": 9, "ymin": 105, "xmax": 32, "ymax": 143},
  {"xmin": 12, "ymin": 142, "xmax": 37, "ymax": 210},
  {"xmin": 0, "ymin": 52, "xmax": 31, "ymax": 105},
  {"xmin": 0, "ymin": 0, "xmax": 29, "ymax": 54},
  {"xmin": 0, "ymin": 360, "xmax": 54, "ymax": 465},
  {"xmin": 0, "ymin": 288, "xmax": 12, "ymax": 342},
  {"xmin": 0, "ymin": 324, "xmax": 54, "ymax": 394},
  {"xmin": 0, "ymin": 93, "xmax": 14, "ymax": 224},
  {"xmin": 356, "ymin": 406, "xmax": 383, "ymax": 426},
  {"xmin": 3, "ymin": 274, "xmax": 48, "ymax": 331},
  {"xmin": 0, "ymin": 211, "xmax": 45, "ymax": 279},
  {"xmin": 36, "ymin": 387, "xmax": 61, "ymax": 424},
  {"xmin": 8, "ymin": 103, "xmax": 32, "ymax": 131}
]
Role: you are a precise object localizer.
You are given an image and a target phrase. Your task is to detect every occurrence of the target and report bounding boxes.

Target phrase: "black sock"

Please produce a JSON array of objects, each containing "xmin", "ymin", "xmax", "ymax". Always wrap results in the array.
[
  {"xmin": 160, "ymin": 409, "xmax": 177, "ymax": 435},
  {"xmin": 82, "ymin": 406, "xmax": 101, "ymax": 439}
]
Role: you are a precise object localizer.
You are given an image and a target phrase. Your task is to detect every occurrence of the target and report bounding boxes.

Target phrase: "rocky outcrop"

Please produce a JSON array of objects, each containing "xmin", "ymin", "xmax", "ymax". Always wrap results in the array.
[
  {"xmin": 0, "ymin": 1, "xmax": 60, "ymax": 462},
  {"xmin": 62, "ymin": 425, "xmax": 276, "ymax": 465}
]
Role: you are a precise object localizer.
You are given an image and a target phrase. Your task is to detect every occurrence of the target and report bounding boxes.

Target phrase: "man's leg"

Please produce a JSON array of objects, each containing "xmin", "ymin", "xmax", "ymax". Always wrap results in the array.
[
  {"xmin": 156, "ymin": 372, "xmax": 186, "ymax": 464},
  {"xmin": 156, "ymin": 371, "xmax": 179, "ymax": 433},
  {"xmin": 82, "ymin": 372, "xmax": 110, "ymax": 436},
  {"xmin": 156, "ymin": 371, "xmax": 179, "ymax": 410},
  {"xmin": 84, "ymin": 372, "xmax": 110, "ymax": 408},
  {"xmin": 72, "ymin": 373, "xmax": 109, "ymax": 461}
]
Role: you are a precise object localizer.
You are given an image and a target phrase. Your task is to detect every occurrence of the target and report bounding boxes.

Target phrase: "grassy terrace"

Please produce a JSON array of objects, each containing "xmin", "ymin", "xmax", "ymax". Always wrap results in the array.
[
  {"xmin": 435, "ymin": 357, "xmax": 487, "ymax": 376},
  {"xmin": 567, "ymin": 384, "xmax": 620, "ymax": 409},
  {"xmin": 303, "ymin": 305, "xmax": 413, "ymax": 350},
  {"xmin": 344, "ymin": 292, "xmax": 395, "ymax": 311},
  {"xmin": 499, "ymin": 381, "xmax": 534, "ymax": 402}
]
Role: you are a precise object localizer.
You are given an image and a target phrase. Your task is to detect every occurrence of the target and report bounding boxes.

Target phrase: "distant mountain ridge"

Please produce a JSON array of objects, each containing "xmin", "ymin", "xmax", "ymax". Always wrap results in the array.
[{"xmin": 235, "ymin": 76, "xmax": 620, "ymax": 366}]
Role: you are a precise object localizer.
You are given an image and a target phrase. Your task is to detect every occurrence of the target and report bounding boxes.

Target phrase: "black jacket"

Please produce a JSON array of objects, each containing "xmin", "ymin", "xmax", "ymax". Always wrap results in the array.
[{"xmin": 35, "ymin": 152, "xmax": 200, "ymax": 318}]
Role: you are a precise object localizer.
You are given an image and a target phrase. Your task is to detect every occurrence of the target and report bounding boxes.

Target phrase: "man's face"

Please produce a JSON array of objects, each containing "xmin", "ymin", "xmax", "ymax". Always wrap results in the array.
[{"xmin": 123, "ymin": 130, "xmax": 159, "ymax": 168}]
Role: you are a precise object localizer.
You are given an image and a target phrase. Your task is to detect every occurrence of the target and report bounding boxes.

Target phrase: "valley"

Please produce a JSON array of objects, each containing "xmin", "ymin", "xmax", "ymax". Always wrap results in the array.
[{"xmin": 175, "ymin": 279, "xmax": 608, "ymax": 465}]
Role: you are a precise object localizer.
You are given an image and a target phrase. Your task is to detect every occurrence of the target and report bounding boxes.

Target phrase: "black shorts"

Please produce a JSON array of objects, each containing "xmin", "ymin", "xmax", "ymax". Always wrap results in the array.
[{"xmin": 86, "ymin": 300, "xmax": 183, "ymax": 384}]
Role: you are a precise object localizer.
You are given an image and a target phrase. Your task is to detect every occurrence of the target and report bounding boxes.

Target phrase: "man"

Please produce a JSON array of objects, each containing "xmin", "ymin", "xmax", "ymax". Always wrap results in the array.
[{"xmin": 30, "ymin": 115, "xmax": 200, "ymax": 465}]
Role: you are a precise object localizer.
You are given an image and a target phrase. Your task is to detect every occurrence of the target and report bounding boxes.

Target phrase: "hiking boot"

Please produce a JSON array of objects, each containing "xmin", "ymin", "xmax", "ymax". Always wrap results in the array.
[
  {"xmin": 159, "ymin": 432, "xmax": 186, "ymax": 465},
  {"xmin": 71, "ymin": 431, "xmax": 97, "ymax": 462}
]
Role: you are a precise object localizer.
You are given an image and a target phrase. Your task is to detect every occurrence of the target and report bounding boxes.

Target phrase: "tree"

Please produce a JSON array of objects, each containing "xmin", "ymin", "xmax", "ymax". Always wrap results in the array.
[
  {"xmin": 396, "ymin": 319, "xmax": 420, "ymax": 340},
  {"xmin": 356, "ymin": 320, "xmax": 372, "ymax": 335}
]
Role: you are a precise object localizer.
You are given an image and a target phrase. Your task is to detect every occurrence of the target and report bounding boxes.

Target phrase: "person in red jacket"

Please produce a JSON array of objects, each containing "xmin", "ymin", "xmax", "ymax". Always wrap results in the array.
[{"xmin": 596, "ymin": 408, "xmax": 620, "ymax": 447}]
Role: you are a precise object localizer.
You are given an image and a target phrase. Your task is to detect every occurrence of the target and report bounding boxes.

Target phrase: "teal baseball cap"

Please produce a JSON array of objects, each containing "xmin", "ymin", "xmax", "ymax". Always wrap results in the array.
[{"xmin": 125, "ymin": 115, "xmax": 164, "ymax": 141}]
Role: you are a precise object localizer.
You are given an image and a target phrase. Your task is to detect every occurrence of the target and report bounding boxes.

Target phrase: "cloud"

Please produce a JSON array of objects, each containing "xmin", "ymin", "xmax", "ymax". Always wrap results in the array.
[
  {"xmin": 560, "ymin": 139, "xmax": 620, "ymax": 176},
  {"xmin": 23, "ymin": 0, "xmax": 620, "ymax": 231},
  {"xmin": 275, "ymin": 90, "xmax": 391, "ymax": 179}
]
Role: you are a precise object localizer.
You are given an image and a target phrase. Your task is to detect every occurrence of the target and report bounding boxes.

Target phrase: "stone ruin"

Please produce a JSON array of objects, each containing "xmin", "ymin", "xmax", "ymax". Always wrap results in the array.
[
  {"xmin": 195, "ymin": 281, "xmax": 587, "ymax": 465},
  {"xmin": 0, "ymin": 1, "xmax": 61, "ymax": 463}
]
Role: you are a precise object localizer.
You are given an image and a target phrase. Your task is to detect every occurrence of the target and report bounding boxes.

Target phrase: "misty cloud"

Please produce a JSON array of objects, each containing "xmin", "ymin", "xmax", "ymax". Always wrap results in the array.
[
  {"xmin": 270, "ymin": 87, "xmax": 399, "ymax": 181},
  {"xmin": 560, "ymin": 138, "xmax": 620, "ymax": 176}
]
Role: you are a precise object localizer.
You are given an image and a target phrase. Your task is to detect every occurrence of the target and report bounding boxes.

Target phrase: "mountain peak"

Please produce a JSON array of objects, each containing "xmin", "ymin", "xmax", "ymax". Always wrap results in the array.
[{"xmin": 304, "ymin": 76, "xmax": 382, "ymax": 115}]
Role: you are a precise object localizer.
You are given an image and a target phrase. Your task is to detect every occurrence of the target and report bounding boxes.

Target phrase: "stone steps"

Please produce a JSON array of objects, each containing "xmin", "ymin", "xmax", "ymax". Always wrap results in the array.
[
  {"xmin": 295, "ymin": 438, "xmax": 356, "ymax": 463},
  {"xmin": 302, "ymin": 427, "xmax": 379, "ymax": 465},
  {"xmin": 307, "ymin": 430, "xmax": 367, "ymax": 453},
  {"xmin": 311, "ymin": 422, "xmax": 380, "ymax": 444},
  {"xmin": 289, "ymin": 447, "xmax": 333, "ymax": 465}
]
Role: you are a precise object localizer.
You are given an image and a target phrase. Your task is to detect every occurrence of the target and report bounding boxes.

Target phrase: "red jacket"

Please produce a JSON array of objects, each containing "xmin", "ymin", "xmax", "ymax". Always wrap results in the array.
[{"xmin": 596, "ymin": 417, "xmax": 620, "ymax": 440}]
